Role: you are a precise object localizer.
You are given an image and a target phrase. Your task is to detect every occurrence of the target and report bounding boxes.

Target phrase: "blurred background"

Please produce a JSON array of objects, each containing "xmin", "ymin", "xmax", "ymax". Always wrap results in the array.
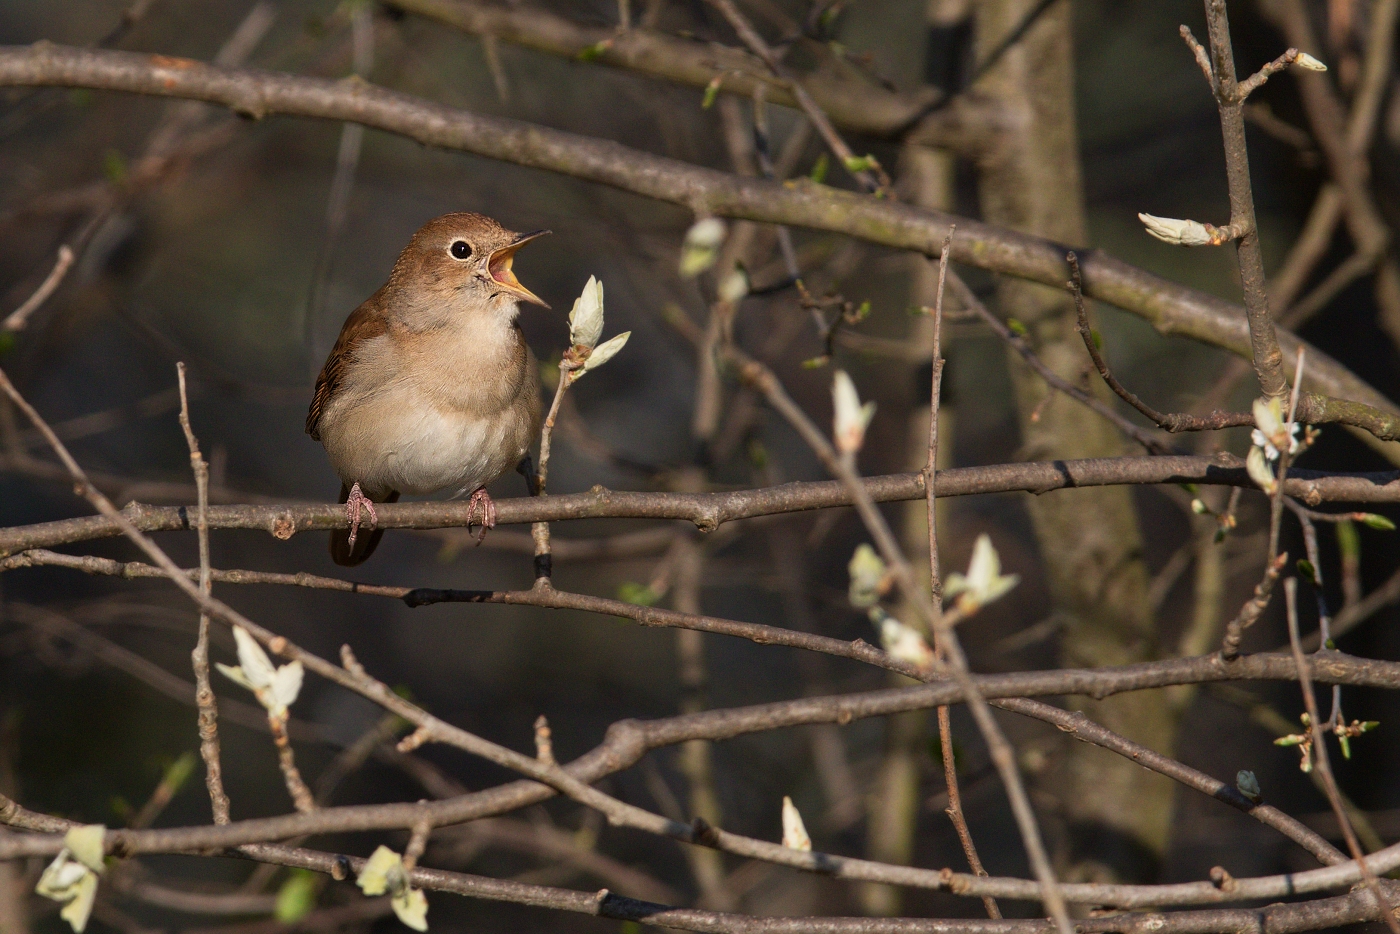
[{"xmin": 1, "ymin": 0, "xmax": 1400, "ymax": 931}]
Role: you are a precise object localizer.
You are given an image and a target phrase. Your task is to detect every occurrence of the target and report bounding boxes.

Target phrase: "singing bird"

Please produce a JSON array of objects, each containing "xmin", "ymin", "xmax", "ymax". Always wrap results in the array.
[{"xmin": 306, "ymin": 213, "xmax": 549, "ymax": 565}]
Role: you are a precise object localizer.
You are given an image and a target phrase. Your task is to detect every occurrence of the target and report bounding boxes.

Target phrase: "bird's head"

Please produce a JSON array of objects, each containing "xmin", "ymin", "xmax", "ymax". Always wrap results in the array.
[{"xmin": 389, "ymin": 212, "xmax": 550, "ymax": 320}]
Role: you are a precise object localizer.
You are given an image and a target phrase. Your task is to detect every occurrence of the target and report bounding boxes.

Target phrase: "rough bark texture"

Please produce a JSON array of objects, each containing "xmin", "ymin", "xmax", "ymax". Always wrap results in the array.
[{"xmin": 971, "ymin": 0, "xmax": 1175, "ymax": 875}]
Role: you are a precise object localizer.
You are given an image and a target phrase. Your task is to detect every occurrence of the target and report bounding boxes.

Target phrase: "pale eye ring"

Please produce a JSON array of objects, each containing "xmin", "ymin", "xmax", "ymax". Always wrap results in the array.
[{"xmin": 450, "ymin": 240, "xmax": 472, "ymax": 260}]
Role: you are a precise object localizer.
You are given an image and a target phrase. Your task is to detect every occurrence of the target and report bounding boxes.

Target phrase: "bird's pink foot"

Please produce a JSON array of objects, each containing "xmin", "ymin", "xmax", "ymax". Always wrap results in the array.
[
  {"xmin": 345, "ymin": 482, "xmax": 379, "ymax": 548},
  {"xmin": 467, "ymin": 487, "xmax": 497, "ymax": 544}
]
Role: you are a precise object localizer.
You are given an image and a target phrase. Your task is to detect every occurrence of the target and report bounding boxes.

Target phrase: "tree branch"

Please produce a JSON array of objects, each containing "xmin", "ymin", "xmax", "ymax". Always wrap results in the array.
[
  {"xmin": 1, "ymin": 456, "xmax": 1396, "ymax": 555},
  {"xmin": 0, "ymin": 44, "xmax": 1393, "ymax": 450}
]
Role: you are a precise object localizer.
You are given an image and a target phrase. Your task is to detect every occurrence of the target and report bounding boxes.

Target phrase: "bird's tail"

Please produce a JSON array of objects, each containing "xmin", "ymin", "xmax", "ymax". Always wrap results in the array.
[{"xmin": 330, "ymin": 485, "xmax": 400, "ymax": 566}]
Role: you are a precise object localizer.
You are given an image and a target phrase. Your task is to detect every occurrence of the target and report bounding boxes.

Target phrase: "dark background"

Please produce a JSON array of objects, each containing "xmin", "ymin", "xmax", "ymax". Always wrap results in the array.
[{"xmin": 1, "ymin": 1, "xmax": 1398, "ymax": 931}]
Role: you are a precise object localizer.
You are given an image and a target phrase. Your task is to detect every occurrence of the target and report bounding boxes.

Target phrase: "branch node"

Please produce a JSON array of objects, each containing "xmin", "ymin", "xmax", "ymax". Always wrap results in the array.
[
  {"xmin": 340, "ymin": 643, "xmax": 365, "ymax": 676},
  {"xmin": 397, "ymin": 726, "xmax": 431, "ymax": 754},
  {"xmin": 1209, "ymin": 865, "xmax": 1238, "ymax": 891},
  {"xmin": 690, "ymin": 816, "xmax": 721, "ymax": 847}
]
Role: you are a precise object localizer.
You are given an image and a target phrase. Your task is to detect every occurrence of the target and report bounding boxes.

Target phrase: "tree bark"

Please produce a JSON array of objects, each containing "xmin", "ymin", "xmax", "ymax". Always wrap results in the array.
[{"xmin": 971, "ymin": 0, "xmax": 1175, "ymax": 876}]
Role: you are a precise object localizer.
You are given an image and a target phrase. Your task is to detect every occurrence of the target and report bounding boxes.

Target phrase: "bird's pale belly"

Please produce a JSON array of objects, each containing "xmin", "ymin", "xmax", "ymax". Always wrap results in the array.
[{"xmin": 319, "ymin": 389, "xmax": 529, "ymax": 498}]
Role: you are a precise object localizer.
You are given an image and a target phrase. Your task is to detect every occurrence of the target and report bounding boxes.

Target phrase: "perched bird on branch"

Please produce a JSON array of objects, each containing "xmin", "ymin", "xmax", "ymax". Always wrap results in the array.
[{"xmin": 306, "ymin": 213, "xmax": 549, "ymax": 565}]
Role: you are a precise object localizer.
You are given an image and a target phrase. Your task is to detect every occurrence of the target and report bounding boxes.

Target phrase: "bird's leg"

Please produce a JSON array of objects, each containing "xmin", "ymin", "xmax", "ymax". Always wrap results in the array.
[
  {"xmin": 467, "ymin": 486, "xmax": 497, "ymax": 544},
  {"xmin": 345, "ymin": 482, "xmax": 379, "ymax": 548}
]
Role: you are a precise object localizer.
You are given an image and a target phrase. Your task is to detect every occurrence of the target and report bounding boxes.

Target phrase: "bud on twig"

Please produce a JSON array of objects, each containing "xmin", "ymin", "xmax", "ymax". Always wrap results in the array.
[
  {"xmin": 680, "ymin": 217, "xmax": 726, "ymax": 277},
  {"xmin": 781, "ymin": 796, "xmax": 812, "ymax": 851},
  {"xmin": 832, "ymin": 370, "xmax": 875, "ymax": 455},
  {"xmin": 1138, "ymin": 213, "xmax": 1242, "ymax": 247}
]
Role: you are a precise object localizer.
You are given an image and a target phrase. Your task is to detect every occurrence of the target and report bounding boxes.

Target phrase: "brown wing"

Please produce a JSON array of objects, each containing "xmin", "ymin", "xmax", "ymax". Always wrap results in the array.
[{"xmin": 306, "ymin": 293, "xmax": 391, "ymax": 440}]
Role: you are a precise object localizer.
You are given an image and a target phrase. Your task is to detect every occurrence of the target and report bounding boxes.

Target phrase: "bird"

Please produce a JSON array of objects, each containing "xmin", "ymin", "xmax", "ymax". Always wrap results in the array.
[{"xmin": 306, "ymin": 212, "xmax": 549, "ymax": 566}]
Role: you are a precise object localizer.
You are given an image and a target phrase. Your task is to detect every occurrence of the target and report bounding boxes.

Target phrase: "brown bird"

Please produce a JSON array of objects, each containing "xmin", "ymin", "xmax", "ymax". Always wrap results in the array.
[{"xmin": 306, "ymin": 213, "xmax": 549, "ymax": 565}]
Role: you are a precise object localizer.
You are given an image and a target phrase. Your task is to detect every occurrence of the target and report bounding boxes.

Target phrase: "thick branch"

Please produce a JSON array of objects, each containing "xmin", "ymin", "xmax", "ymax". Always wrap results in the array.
[
  {"xmin": 0, "ymin": 44, "xmax": 1393, "ymax": 446},
  {"xmin": 385, "ymin": 0, "xmax": 943, "ymax": 139},
  {"xmin": 1, "ymin": 456, "xmax": 1397, "ymax": 554}
]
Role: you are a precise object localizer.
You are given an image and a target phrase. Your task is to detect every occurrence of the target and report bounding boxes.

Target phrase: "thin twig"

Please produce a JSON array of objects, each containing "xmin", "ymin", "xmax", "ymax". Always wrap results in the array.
[
  {"xmin": 926, "ymin": 230, "xmax": 998, "ymax": 920},
  {"xmin": 703, "ymin": 0, "xmax": 885, "ymax": 193},
  {"xmin": 723, "ymin": 347, "xmax": 1072, "ymax": 934},
  {"xmin": 270, "ymin": 715, "xmax": 316, "ymax": 814},
  {"xmin": 948, "ymin": 270, "xmax": 1176, "ymax": 453},
  {"xmin": 1284, "ymin": 580, "xmax": 1399, "ymax": 933},
  {"xmin": 304, "ymin": 0, "xmax": 373, "ymax": 371},
  {"xmin": 2, "ymin": 244, "xmax": 73, "ymax": 331},
  {"xmin": 178, "ymin": 363, "xmax": 230, "ymax": 825},
  {"xmin": 1068, "ymin": 253, "xmax": 1252, "ymax": 433},
  {"xmin": 1191, "ymin": 5, "xmax": 1289, "ymax": 399},
  {"xmin": 531, "ymin": 358, "xmax": 577, "ymax": 581},
  {"xmin": 1220, "ymin": 552, "xmax": 1287, "ymax": 660}
]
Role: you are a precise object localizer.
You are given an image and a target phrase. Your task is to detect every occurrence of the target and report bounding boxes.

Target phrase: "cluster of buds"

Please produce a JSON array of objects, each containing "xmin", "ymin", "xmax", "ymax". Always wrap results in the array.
[
  {"xmin": 36, "ymin": 825, "xmax": 106, "ymax": 932},
  {"xmin": 216, "ymin": 626, "xmax": 303, "ymax": 722},
  {"xmin": 847, "ymin": 533, "xmax": 1019, "ymax": 675},
  {"xmin": 1292, "ymin": 51, "xmax": 1328, "ymax": 71},
  {"xmin": 871, "ymin": 606, "xmax": 936, "ymax": 673},
  {"xmin": 679, "ymin": 217, "xmax": 726, "ymax": 277},
  {"xmin": 563, "ymin": 276, "xmax": 631, "ymax": 380},
  {"xmin": 944, "ymin": 534, "xmax": 1020, "ymax": 619},
  {"xmin": 357, "ymin": 845, "xmax": 429, "ymax": 930},
  {"xmin": 1188, "ymin": 488, "xmax": 1239, "ymax": 543},
  {"xmin": 846, "ymin": 543, "xmax": 891, "ymax": 609},
  {"xmin": 1275, "ymin": 712, "xmax": 1379, "ymax": 772},
  {"xmin": 1245, "ymin": 396, "xmax": 1317, "ymax": 494}
]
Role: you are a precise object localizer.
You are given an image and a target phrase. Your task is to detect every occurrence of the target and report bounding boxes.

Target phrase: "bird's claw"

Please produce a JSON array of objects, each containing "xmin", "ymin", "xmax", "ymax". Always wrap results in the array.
[
  {"xmin": 345, "ymin": 482, "xmax": 378, "ymax": 548},
  {"xmin": 467, "ymin": 487, "xmax": 497, "ymax": 544}
]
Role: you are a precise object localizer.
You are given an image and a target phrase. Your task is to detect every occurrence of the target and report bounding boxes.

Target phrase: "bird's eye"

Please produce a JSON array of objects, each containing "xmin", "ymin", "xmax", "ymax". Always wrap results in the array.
[{"xmin": 450, "ymin": 240, "xmax": 472, "ymax": 260}]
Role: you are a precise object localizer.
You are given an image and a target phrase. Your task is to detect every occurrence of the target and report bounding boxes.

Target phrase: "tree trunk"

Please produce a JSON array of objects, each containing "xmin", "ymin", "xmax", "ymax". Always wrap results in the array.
[{"xmin": 971, "ymin": 0, "xmax": 1175, "ymax": 879}]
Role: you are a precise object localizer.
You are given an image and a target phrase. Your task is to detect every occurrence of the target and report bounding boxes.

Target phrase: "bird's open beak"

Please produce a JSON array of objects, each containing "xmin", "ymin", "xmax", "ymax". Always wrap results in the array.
[{"xmin": 488, "ymin": 230, "xmax": 551, "ymax": 308}]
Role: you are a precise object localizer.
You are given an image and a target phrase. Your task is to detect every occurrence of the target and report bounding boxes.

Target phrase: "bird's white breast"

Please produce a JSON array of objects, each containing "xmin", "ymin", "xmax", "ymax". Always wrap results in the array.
[{"xmin": 315, "ymin": 314, "xmax": 535, "ymax": 497}]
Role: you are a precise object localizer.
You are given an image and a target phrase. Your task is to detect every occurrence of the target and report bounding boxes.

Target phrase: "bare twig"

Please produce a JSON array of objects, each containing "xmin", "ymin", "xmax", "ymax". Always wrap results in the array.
[
  {"xmin": 270, "ymin": 715, "xmax": 316, "ymax": 815},
  {"xmin": 926, "ymin": 230, "xmax": 998, "ymax": 919},
  {"xmin": 1220, "ymin": 552, "xmax": 1287, "ymax": 660},
  {"xmin": 2, "ymin": 244, "xmax": 73, "ymax": 331},
  {"xmin": 1322, "ymin": 562, "xmax": 1400, "ymax": 647},
  {"xmin": 1189, "ymin": 6, "xmax": 1288, "ymax": 399},
  {"xmin": 1284, "ymin": 579, "xmax": 1399, "ymax": 933},
  {"xmin": 530, "ymin": 354, "xmax": 576, "ymax": 581},
  {"xmin": 1068, "ymin": 252, "xmax": 1252, "ymax": 432},
  {"xmin": 703, "ymin": 0, "xmax": 885, "ymax": 193},
  {"xmin": 178, "ymin": 363, "xmax": 230, "ymax": 825},
  {"xmin": 304, "ymin": 0, "xmax": 373, "ymax": 370},
  {"xmin": 948, "ymin": 270, "xmax": 1176, "ymax": 453}
]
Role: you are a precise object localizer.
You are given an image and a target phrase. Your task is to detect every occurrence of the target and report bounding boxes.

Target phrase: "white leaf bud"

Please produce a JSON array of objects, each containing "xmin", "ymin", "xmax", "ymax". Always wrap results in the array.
[
  {"xmin": 1138, "ymin": 212, "xmax": 1214, "ymax": 246},
  {"xmin": 568, "ymin": 276, "xmax": 605, "ymax": 349},
  {"xmin": 680, "ymin": 218, "xmax": 727, "ymax": 277},
  {"xmin": 1246, "ymin": 444, "xmax": 1278, "ymax": 494},
  {"xmin": 781, "ymin": 796, "xmax": 812, "ymax": 851},
  {"xmin": 943, "ymin": 534, "xmax": 1019, "ymax": 614},
  {"xmin": 832, "ymin": 370, "xmax": 876, "ymax": 455}
]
